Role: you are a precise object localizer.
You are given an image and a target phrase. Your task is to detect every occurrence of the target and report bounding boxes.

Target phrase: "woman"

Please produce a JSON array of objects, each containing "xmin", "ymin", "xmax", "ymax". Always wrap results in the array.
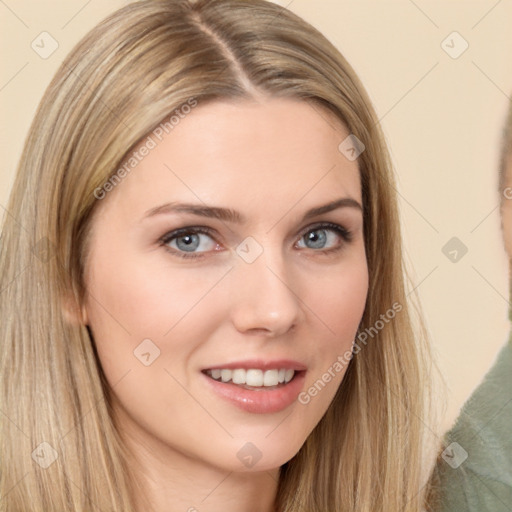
[{"xmin": 0, "ymin": 0, "xmax": 439, "ymax": 510}]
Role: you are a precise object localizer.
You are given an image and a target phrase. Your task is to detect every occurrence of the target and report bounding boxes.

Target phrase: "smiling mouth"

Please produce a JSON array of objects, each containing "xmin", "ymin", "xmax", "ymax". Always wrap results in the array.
[{"xmin": 202, "ymin": 368, "xmax": 299, "ymax": 390}]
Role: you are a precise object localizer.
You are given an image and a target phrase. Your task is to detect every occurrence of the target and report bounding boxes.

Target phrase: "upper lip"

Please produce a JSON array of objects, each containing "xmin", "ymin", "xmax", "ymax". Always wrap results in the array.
[{"xmin": 202, "ymin": 359, "xmax": 307, "ymax": 371}]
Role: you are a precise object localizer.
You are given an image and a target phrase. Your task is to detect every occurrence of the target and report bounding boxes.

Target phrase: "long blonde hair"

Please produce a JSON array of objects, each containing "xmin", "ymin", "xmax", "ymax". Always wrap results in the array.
[{"xmin": 0, "ymin": 1, "xmax": 441, "ymax": 510}]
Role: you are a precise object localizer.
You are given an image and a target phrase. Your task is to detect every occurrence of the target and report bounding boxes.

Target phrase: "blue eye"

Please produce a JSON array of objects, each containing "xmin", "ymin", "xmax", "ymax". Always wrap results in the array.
[
  {"xmin": 296, "ymin": 223, "xmax": 351, "ymax": 251},
  {"xmin": 161, "ymin": 227, "xmax": 218, "ymax": 257},
  {"xmin": 160, "ymin": 222, "xmax": 352, "ymax": 260}
]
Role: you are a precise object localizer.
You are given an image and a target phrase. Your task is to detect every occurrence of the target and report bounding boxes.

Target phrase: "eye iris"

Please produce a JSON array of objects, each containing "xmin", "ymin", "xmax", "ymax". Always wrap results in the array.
[
  {"xmin": 176, "ymin": 233, "xmax": 200, "ymax": 252},
  {"xmin": 305, "ymin": 229, "xmax": 327, "ymax": 249}
]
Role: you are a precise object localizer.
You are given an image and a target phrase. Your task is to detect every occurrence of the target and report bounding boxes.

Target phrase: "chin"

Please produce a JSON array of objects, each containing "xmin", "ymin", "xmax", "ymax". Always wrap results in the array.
[{"xmin": 210, "ymin": 435, "xmax": 306, "ymax": 474}]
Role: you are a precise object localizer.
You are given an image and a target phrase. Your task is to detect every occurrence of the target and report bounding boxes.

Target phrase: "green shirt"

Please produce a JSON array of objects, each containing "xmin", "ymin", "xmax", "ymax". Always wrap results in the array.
[{"xmin": 434, "ymin": 333, "xmax": 512, "ymax": 511}]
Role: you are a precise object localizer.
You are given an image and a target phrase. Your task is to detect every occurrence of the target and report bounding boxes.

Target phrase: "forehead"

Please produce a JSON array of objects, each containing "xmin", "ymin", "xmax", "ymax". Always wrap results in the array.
[{"xmin": 97, "ymin": 98, "xmax": 362, "ymax": 222}]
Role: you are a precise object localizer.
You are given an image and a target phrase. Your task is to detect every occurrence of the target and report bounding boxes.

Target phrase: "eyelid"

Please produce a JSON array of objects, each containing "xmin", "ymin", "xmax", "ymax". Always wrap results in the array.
[
  {"xmin": 160, "ymin": 225, "xmax": 217, "ymax": 244},
  {"xmin": 296, "ymin": 221, "xmax": 352, "ymax": 241}
]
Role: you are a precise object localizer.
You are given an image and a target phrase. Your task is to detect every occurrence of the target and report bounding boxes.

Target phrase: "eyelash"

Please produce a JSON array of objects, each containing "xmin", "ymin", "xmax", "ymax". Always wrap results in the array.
[{"xmin": 159, "ymin": 222, "xmax": 353, "ymax": 260}]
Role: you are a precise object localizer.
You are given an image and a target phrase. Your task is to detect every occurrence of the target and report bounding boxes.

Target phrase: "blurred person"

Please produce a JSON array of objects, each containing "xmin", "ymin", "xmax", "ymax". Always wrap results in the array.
[{"xmin": 430, "ymin": 99, "xmax": 512, "ymax": 511}]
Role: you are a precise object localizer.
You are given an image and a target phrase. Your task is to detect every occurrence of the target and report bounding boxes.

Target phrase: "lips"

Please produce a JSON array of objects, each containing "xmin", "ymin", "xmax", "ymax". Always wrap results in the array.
[{"xmin": 201, "ymin": 359, "xmax": 307, "ymax": 413}]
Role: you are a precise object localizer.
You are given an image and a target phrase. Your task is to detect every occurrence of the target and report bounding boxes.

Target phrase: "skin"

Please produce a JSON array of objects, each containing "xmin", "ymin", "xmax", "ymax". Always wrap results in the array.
[
  {"xmin": 502, "ymin": 154, "xmax": 512, "ymax": 259},
  {"xmin": 80, "ymin": 97, "xmax": 369, "ymax": 512}
]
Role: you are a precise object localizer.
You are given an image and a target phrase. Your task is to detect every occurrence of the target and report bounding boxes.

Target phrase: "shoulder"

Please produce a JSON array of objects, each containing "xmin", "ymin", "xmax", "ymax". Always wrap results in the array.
[{"xmin": 434, "ymin": 337, "xmax": 512, "ymax": 511}]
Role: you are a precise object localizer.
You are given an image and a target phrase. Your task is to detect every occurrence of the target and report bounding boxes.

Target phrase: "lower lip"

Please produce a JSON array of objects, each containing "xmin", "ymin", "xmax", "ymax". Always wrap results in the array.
[{"xmin": 201, "ymin": 371, "xmax": 306, "ymax": 414}]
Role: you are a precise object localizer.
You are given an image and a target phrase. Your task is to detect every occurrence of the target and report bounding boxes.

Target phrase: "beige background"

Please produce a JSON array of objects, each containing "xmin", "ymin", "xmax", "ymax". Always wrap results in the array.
[{"xmin": 1, "ymin": 0, "xmax": 511, "ymax": 434}]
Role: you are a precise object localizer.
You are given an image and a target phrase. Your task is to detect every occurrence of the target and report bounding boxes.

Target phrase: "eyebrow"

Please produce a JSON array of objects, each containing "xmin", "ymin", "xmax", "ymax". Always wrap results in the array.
[{"xmin": 142, "ymin": 197, "xmax": 362, "ymax": 224}]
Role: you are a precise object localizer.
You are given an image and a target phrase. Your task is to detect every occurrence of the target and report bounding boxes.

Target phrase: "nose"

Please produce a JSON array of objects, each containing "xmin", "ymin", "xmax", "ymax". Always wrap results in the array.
[{"xmin": 228, "ymin": 246, "xmax": 304, "ymax": 337}]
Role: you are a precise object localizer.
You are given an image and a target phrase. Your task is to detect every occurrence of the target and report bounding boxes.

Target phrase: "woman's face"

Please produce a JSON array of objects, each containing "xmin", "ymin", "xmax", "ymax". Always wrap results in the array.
[{"xmin": 82, "ymin": 98, "xmax": 368, "ymax": 472}]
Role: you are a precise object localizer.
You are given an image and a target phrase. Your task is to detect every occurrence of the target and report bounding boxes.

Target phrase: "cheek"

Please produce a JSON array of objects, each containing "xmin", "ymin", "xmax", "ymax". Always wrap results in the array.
[
  {"xmin": 85, "ymin": 245, "xmax": 228, "ymax": 339},
  {"xmin": 308, "ymin": 258, "xmax": 368, "ymax": 343},
  {"xmin": 83, "ymin": 247, "xmax": 232, "ymax": 386},
  {"xmin": 293, "ymin": 257, "xmax": 368, "ymax": 414}
]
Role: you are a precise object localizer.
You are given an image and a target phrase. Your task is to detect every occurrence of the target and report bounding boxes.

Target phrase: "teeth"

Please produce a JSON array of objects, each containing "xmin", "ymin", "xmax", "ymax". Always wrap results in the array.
[
  {"xmin": 232, "ymin": 369, "xmax": 245, "ymax": 384},
  {"xmin": 206, "ymin": 368, "xmax": 296, "ymax": 386},
  {"xmin": 246, "ymin": 369, "xmax": 263, "ymax": 386},
  {"xmin": 221, "ymin": 369, "xmax": 232, "ymax": 382},
  {"xmin": 263, "ymin": 369, "xmax": 279, "ymax": 386},
  {"xmin": 284, "ymin": 369, "xmax": 294, "ymax": 383}
]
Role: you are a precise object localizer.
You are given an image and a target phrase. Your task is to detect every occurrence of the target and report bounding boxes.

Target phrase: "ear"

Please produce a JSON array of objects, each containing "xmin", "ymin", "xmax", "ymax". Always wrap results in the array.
[
  {"xmin": 61, "ymin": 292, "xmax": 89, "ymax": 326},
  {"xmin": 501, "ymin": 199, "xmax": 512, "ymax": 262},
  {"xmin": 501, "ymin": 158, "xmax": 512, "ymax": 260}
]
